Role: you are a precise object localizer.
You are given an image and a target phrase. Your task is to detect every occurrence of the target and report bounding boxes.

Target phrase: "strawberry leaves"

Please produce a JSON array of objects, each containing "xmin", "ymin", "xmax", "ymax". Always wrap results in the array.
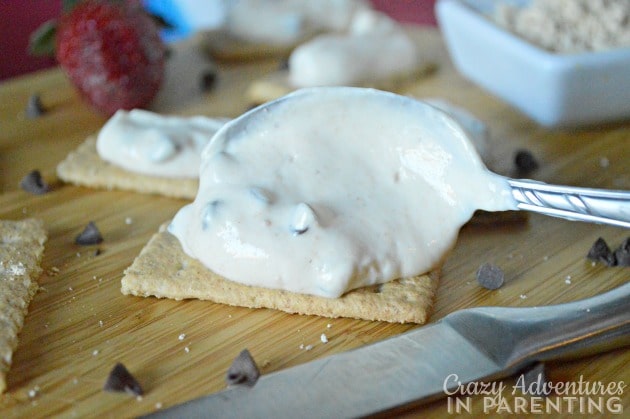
[
  {"xmin": 28, "ymin": 0, "xmax": 84, "ymax": 57},
  {"xmin": 29, "ymin": 20, "xmax": 57, "ymax": 57}
]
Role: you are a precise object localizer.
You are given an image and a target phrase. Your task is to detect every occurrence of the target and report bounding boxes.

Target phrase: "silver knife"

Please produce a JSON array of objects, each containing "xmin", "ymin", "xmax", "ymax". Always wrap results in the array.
[{"xmin": 146, "ymin": 282, "xmax": 630, "ymax": 418}]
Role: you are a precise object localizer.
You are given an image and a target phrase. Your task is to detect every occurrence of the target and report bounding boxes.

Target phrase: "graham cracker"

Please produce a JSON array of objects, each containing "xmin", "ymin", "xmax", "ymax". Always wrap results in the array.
[
  {"xmin": 121, "ymin": 225, "xmax": 440, "ymax": 324},
  {"xmin": 244, "ymin": 25, "xmax": 438, "ymax": 105},
  {"xmin": 56, "ymin": 136, "xmax": 198, "ymax": 199},
  {"xmin": 0, "ymin": 218, "xmax": 47, "ymax": 393},
  {"xmin": 246, "ymin": 64, "xmax": 436, "ymax": 106},
  {"xmin": 201, "ymin": 29, "xmax": 307, "ymax": 62}
]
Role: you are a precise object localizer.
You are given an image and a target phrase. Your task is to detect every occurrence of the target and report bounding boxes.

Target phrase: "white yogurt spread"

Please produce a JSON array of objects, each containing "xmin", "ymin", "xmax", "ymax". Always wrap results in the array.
[
  {"xmin": 423, "ymin": 98, "xmax": 492, "ymax": 165},
  {"xmin": 288, "ymin": 9, "xmax": 419, "ymax": 87},
  {"xmin": 224, "ymin": 0, "xmax": 367, "ymax": 45},
  {"xmin": 97, "ymin": 110, "xmax": 229, "ymax": 178},
  {"xmin": 169, "ymin": 88, "xmax": 517, "ymax": 298}
]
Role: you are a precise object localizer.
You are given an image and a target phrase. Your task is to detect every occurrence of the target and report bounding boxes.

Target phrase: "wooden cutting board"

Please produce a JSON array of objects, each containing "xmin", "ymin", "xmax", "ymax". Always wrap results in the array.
[{"xmin": 0, "ymin": 29, "xmax": 628, "ymax": 418}]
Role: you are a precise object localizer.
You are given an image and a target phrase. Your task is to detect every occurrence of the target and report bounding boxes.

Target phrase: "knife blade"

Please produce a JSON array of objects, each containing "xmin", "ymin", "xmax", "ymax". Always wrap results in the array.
[{"xmin": 146, "ymin": 282, "xmax": 630, "ymax": 418}]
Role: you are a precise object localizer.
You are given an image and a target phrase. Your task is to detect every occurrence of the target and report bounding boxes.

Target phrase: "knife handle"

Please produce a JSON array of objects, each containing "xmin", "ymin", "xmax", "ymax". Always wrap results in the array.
[
  {"xmin": 449, "ymin": 281, "xmax": 630, "ymax": 369},
  {"xmin": 507, "ymin": 178, "xmax": 630, "ymax": 229}
]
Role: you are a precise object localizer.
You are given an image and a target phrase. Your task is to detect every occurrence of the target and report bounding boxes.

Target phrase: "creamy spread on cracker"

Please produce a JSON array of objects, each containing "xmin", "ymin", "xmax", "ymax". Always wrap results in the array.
[
  {"xmin": 422, "ymin": 98, "xmax": 492, "ymax": 165},
  {"xmin": 223, "ymin": 0, "xmax": 367, "ymax": 45},
  {"xmin": 169, "ymin": 88, "xmax": 517, "ymax": 298},
  {"xmin": 288, "ymin": 9, "xmax": 420, "ymax": 87},
  {"xmin": 97, "ymin": 109, "xmax": 229, "ymax": 178}
]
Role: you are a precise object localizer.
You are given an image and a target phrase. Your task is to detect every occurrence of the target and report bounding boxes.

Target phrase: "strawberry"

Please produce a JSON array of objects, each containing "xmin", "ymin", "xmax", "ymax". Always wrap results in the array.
[{"xmin": 32, "ymin": 0, "xmax": 166, "ymax": 115}]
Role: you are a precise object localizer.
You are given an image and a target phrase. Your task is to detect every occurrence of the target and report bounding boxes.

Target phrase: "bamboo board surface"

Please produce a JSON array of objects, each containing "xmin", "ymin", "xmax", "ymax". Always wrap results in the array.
[{"xmin": 0, "ymin": 29, "xmax": 628, "ymax": 418}]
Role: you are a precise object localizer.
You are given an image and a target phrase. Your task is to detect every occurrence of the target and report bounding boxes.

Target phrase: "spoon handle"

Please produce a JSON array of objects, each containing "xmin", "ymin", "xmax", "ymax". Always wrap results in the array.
[{"xmin": 507, "ymin": 179, "xmax": 630, "ymax": 229}]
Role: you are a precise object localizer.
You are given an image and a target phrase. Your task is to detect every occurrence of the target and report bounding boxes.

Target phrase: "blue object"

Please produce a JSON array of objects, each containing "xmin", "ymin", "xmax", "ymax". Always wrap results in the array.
[
  {"xmin": 144, "ymin": 0, "xmax": 226, "ymax": 42},
  {"xmin": 144, "ymin": 0, "xmax": 193, "ymax": 41}
]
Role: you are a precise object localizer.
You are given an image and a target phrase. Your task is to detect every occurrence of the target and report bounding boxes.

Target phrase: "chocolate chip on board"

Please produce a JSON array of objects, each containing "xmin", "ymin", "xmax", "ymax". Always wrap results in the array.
[
  {"xmin": 25, "ymin": 93, "xmax": 46, "ymax": 118},
  {"xmin": 201, "ymin": 69, "xmax": 217, "ymax": 91},
  {"xmin": 613, "ymin": 237, "xmax": 630, "ymax": 267},
  {"xmin": 103, "ymin": 363, "xmax": 143, "ymax": 396},
  {"xmin": 75, "ymin": 221, "xmax": 104, "ymax": 245},
  {"xmin": 278, "ymin": 58, "xmax": 289, "ymax": 71},
  {"xmin": 226, "ymin": 349, "xmax": 260, "ymax": 387},
  {"xmin": 476, "ymin": 263, "xmax": 505, "ymax": 290},
  {"xmin": 586, "ymin": 237, "xmax": 616, "ymax": 267},
  {"xmin": 20, "ymin": 170, "xmax": 51, "ymax": 195},
  {"xmin": 514, "ymin": 149, "xmax": 539, "ymax": 177}
]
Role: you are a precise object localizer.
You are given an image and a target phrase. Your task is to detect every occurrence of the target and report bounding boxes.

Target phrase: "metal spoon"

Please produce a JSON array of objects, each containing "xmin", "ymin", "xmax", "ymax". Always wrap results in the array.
[{"xmin": 507, "ymin": 179, "xmax": 630, "ymax": 228}]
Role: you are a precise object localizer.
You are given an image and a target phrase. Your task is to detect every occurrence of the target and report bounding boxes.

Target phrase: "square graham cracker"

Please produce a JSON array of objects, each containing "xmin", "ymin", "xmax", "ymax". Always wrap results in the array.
[
  {"xmin": 201, "ymin": 29, "xmax": 305, "ymax": 62},
  {"xmin": 121, "ymin": 225, "xmax": 440, "ymax": 324},
  {"xmin": 0, "ymin": 218, "xmax": 47, "ymax": 393},
  {"xmin": 56, "ymin": 136, "xmax": 198, "ymax": 199},
  {"xmin": 244, "ymin": 26, "xmax": 438, "ymax": 105},
  {"xmin": 246, "ymin": 63, "xmax": 436, "ymax": 106}
]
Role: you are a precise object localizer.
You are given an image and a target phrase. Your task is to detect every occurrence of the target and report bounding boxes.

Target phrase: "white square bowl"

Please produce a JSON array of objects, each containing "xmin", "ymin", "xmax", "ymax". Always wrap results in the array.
[{"xmin": 435, "ymin": 0, "xmax": 630, "ymax": 127}]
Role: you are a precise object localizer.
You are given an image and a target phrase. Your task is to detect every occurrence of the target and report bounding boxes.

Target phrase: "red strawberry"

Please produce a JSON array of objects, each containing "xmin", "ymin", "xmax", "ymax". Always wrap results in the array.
[{"xmin": 55, "ymin": 0, "xmax": 165, "ymax": 115}]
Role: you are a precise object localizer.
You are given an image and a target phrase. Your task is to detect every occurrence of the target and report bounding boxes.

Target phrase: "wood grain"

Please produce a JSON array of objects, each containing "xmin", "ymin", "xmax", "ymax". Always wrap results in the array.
[{"xmin": 0, "ymin": 28, "xmax": 628, "ymax": 418}]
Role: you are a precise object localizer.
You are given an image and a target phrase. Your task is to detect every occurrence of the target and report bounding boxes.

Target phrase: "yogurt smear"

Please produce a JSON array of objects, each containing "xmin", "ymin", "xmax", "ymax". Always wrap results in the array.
[
  {"xmin": 97, "ymin": 109, "xmax": 229, "ymax": 178},
  {"xmin": 169, "ymin": 87, "xmax": 517, "ymax": 298},
  {"xmin": 289, "ymin": 9, "xmax": 420, "ymax": 87}
]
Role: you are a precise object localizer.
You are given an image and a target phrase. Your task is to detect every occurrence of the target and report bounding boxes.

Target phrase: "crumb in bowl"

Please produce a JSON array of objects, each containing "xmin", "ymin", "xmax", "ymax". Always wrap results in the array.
[{"xmin": 493, "ymin": 0, "xmax": 630, "ymax": 53}]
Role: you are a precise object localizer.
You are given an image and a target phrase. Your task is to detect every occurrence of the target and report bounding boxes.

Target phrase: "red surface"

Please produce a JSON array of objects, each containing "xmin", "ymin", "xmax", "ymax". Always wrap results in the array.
[
  {"xmin": 0, "ymin": 0, "xmax": 437, "ymax": 81},
  {"xmin": 371, "ymin": 0, "xmax": 437, "ymax": 25},
  {"xmin": 0, "ymin": 0, "xmax": 62, "ymax": 80}
]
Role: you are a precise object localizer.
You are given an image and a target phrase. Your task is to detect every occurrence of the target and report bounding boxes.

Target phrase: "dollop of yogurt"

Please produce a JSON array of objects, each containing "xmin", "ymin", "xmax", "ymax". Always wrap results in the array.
[
  {"xmin": 224, "ymin": 0, "xmax": 367, "ymax": 45},
  {"xmin": 169, "ymin": 87, "xmax": 517, "ymax": 298},
  {"xmin": 97, "ymin": 109, "xmax": 229, "ymax": 178},
  {"xmin": 423, "ymin": 98, "xmax": 492, "ymax": 165},
  {"xmin": 288, "ymin": 9, "xmax": 420, "ymax": 87}
]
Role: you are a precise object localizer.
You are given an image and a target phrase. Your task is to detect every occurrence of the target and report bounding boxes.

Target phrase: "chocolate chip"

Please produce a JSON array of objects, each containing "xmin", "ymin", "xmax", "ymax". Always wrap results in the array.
[
  {"xmin": 164, "ymin": 46, "xmax": 173, "ymax": 59},
  {"xmin": 278, "ymin": 58, "xmax": 289, "ymax": 71},
  {"xmin": 290, "ymin": 203, "xmax": 316, "ymax": 235},
  {"xmin": 514, "ymin": 149, "xmax": 539, "ymax": 177},
  {"xmin": 226, "ymin": 349, "xmax": 260, "ymax": 387},
  {"xmin": 587, "ymin": 237, "xmax": 616, "ymax": 267},
  {"xmin": 520, "ymin": 363, "xmax": 550, "ymax": 396},
  {"xmin": 476, "ymin": 263, "xmax": 505, "ymax": 290},
  {"xmin": 103, "ymin": 363, "xmax": 143, "ymax": 396},
  {"xmin": 25, "ymin": 94, "xmax": 46, "ymax": 118},
  {"xmin": 20, "ymin": 170, "xmax": 50, "ymax": 195},
  {"xmin": 75, "ymin": 221, "xmax": 103, "ymax": 245},
  {"xmin": 613, "ymin": 237, "xmax": 630, "ymax": 267},
  {"xmin": 201, "ymin": 69, "xmax": 217, "ymax": 91}
]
